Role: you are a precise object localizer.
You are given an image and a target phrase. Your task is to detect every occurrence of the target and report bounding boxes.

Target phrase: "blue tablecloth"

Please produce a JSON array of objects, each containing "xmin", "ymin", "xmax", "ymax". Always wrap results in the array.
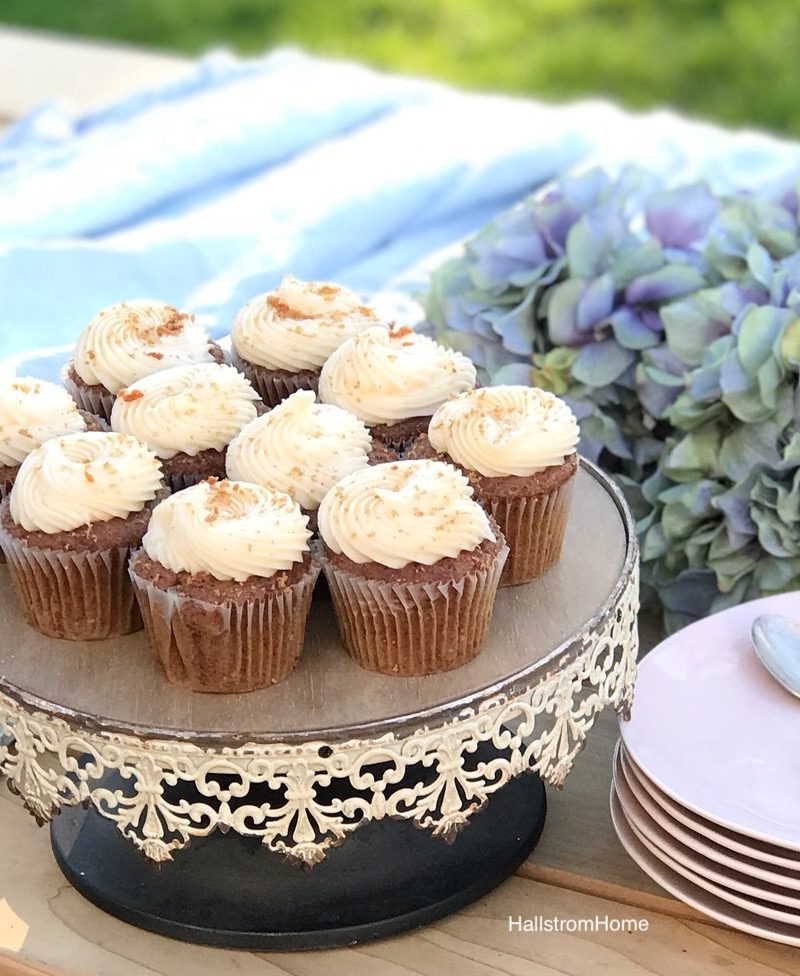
[{"xmin": 2, "ymin": 47, "xmax": 800, "ymax": 369}]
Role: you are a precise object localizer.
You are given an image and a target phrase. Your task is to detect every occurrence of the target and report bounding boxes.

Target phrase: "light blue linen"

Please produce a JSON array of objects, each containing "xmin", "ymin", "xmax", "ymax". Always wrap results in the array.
[{"xmin": 2, "ymin": 47, "xmax": 800, "ymax": 374}]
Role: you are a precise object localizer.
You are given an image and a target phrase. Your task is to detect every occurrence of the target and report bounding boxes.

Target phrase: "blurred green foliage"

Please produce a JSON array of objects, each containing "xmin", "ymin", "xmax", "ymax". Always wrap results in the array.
[{"xmin": 3, "ymin": 0, "xmax": 800, "ymax": 136}]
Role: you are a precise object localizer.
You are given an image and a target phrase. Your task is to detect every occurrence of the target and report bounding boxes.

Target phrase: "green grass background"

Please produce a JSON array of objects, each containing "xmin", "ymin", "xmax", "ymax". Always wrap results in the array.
[{"xmin": 3, "ymin": 0, "xmax": 800, "ymax": 137}]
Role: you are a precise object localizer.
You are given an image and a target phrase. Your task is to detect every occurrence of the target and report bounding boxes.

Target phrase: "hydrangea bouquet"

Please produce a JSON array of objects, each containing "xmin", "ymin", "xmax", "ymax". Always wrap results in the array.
[{"xmin": 424, "ymin": 167, "xmax": 800, "ymax": 630}]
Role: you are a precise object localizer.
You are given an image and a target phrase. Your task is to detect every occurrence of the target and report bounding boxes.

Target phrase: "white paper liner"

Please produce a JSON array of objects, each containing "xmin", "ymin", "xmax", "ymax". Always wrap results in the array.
[
  {"xmin": 61, "ymin": 361, "xmax": 115, "ymax": 423},
  {"xmin": 229, "ymin": 349, "xmax": 319, "ymax": 408},
  {"xmin": 478, "ymin": 474, "xmax": 575, "ymax": 586},
  {"xmin": 321, "ymin": 543, "xmax": 508, "ymax": 676},
  {"xmin": 0, "ymin": 513, "xmax": 141, "ymax": 640},
  {"xmin": 130, "ymin": 558, "xmax": 320, "ymax": 693}
]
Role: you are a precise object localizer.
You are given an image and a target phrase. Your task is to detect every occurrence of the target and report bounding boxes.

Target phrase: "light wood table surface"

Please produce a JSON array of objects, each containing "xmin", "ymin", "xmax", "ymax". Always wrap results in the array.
[{"xmin": 1, "ymin": 25, "xmax": 799, "ymax": 976}]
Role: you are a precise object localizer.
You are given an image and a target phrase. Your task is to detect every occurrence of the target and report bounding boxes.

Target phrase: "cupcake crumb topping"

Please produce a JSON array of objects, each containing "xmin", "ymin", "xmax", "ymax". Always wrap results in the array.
[
  {"xmin": 318, "ymin": 458, "xmax": 494, "ymax": 568},
  {"xmin": 73, "ymin": 300, "xmax": 215, "ymax": 394},
  {"xmin": 9, "ymin": 431, "xmax": 163, "ymax": 533},
  {"xmin": 428, "ymin": 385, "xmax": 579, "ymax": 478},
  {"xmin": 142, "ymin": 478, "xmax": 310, "ymax": 581},
  {"xmin": 231, "ymin": 275, "xmax": 385, "ymax": 372}
]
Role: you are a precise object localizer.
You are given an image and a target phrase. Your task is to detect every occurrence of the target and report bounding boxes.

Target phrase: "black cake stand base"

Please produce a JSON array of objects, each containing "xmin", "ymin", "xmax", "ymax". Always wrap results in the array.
[{"xmin": 50, "ymin": 768, "xmax": 546, "ymax": 951}]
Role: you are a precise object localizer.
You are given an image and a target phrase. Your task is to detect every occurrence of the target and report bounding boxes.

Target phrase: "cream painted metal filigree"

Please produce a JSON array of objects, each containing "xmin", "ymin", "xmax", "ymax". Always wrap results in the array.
[{"xmin": 0, "ymin": 559, "xmax": 638, "ymax": 866}]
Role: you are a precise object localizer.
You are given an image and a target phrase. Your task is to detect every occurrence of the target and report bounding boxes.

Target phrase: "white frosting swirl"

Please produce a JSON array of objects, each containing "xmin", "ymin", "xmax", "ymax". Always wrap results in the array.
[
  {"xmin": 318, "ymin": 327, "xmax": 476, "ymax": 426},
  {"xmin": 142, "ymin": 479, "xmax": 311, "ymax": 581},
  {"xmin": 231, "ymin": 275, "xmax": 384, "ymax": 372},
  {"xmin": 428, "ymin": 386, "xmax": 580, "ymax": 477},
  {"xmin": 9, "ymin": 432, "xmax": 164, "ymax": 533},
  {"xmin": 318, "ymin": 459, "xmax": 495, "ymax": 568},
  {"xmin": 0, "ymin": 376, "xmax": 87, "ymax": 467},
  {"xmin": 74, "ymin": 300, "xmax": 215, "ymax": 394},
  {"xmin": 226, "ymin": 390, "xmax": 372, "ymax": 510},
  {"xmin": 111, "ymin": 363, "xmax": 259, "ymax": 459}
]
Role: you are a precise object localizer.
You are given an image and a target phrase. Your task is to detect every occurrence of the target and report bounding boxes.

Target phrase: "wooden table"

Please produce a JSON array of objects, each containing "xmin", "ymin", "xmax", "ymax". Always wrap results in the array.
[{"xmin": 1, "ymin": 26, "xmax": 798, "ymax": 976}]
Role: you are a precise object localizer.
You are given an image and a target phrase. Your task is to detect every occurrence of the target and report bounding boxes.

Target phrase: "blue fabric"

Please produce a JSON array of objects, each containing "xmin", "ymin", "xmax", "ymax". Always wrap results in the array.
[{"xmin": 2, "ymin": 47, "xmax": 800, "ymax": 372}]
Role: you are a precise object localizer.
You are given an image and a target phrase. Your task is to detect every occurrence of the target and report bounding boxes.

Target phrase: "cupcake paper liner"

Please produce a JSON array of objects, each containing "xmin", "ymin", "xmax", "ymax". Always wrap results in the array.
[
  {"xmin": 478, "ymin": 475, "xmax": 575, "ymax": 587},
  {"xmin": 164, "ymin": 469, "xmax": 220, "ymax": 493},
  {"xmin": 229, "ymin": 350, "xmax": 319, "ymax": 408},
  {"xmin": 0, "ymin": 522, "xmax": 142, "ymax": 640},
  {"xmin": 321, "ymin": 543, "xmax": 508, "ymax": 676},
  {"xmin": 61, "ymin": 361, "xmax": 115, "ymax": 423},
  {"xmin": 0, "ymin": 474, "xmax": 15, "ymax": 565},
  {"xmin": 130, "ymin": 558, "xmax": 320, "ymax": 693}
]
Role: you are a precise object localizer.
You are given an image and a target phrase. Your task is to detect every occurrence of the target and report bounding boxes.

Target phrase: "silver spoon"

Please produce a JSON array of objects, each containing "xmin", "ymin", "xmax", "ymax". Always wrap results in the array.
[{"xmin": 751, "ymin": 614, "xmax": 800, "ymax": 699}]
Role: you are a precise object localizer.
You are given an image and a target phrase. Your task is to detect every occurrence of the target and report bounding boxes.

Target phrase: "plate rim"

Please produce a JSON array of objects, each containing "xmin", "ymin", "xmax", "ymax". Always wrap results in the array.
[
  {"xmin": 619, "ymin": 592, "xmax": 800, "ymax": 851},
  {"xmin": 613, "ymin": 746, "xmax": 800, "ymax": 905},
  {"xmin": 619, "ymin": 739, "xmax": 800, "ymax": 878},
  {"xmin": 609, "ymin": 786, "xmax": 800, "ymax": 946}
]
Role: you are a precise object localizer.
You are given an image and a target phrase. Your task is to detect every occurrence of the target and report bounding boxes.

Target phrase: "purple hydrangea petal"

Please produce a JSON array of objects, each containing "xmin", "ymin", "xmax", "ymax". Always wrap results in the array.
[
  {"xmin": 571, "ymin": 339, "xmax": 636, "ymax": 387},
  {"xmin": 575, "ymin": 273, "xmax": 614, "ymax": 331},
  {"xmin": 625, "ymin": 264, "xmax": 705, "ymax": 305},
  {"xmin": 610, "ymin": 307, "xmax": 661, "ymax": 350},
  {"xmin": 645, "ymin": 182, "xmax": 720, "ymax": 247},
  {"xmin": 546, "ymin": 278, "xmax": 585, "ymax": 346}
]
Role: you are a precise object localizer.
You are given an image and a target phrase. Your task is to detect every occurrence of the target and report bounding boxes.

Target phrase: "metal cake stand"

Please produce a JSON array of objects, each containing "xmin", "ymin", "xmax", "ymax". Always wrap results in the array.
[{"xmin": 0, "ymin": 459, "xmax": 639, "ymax": 949}]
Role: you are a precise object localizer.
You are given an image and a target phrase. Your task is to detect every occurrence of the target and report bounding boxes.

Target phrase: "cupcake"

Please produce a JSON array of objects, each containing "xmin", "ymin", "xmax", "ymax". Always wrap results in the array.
[
  {"xmin": 111, "ymin": 363, "xmax": 259, "ymax": 492},
  {"xmin": 0, "ymin": 431, "xmax": 166, "ymax": 640},
  {"xmin": 63, "ymin": 300, "xmax": 224, "ymax": 422},
  {"xmin": 230, "ymin": 275, "xmax": 385, "ymax": 407},
  {"xmin": 318, "ymin": 459, "xmax": 508, "ymax": 675},
  {"xmin": 226, "ymin": 389, "xmax": 394, "ymax": 530},
  {"xmin": 409, "ymin": 386, "xmax": 579, "ymax": 585},
  {"xmin": 129, "ymin": 479, "xmax": 318, "ymax": 693},
  {"xmin": 318, "ymin": 325, "xmax": 476, "ymax": 451}
]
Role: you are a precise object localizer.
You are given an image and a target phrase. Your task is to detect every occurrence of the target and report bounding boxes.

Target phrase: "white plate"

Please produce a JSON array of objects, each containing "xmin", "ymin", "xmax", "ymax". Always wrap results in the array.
[
  {"xmin": 620, "ymin": 743, "xmax": 800, "ymax": 872},
  {"xmin": 620, "ymin": 592, "xmax": 800, "ymax": 850},
  {"xmin": 613, "ymin": 746, "xmax": 800, "ymax": 907},
  {"xmin": 610, "ymin": 786, "xmax": 800, "ymax": 946}
]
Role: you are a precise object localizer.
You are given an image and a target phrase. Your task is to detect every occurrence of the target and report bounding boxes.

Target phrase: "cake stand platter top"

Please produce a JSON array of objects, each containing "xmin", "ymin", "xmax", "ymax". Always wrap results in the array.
[
  {"xmin": 0, "ymin": 457, "xmax": 638, "ymax": 865},
  {"xmin": 0, "ymin": 460, "xmax": 633, "ymax": 745}
]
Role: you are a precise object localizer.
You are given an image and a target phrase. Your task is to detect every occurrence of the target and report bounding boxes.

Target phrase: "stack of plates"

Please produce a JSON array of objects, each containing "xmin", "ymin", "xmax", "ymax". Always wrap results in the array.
[{"xmin": 612, "ymin": 592, "xmax": 800, "ymax": 945}]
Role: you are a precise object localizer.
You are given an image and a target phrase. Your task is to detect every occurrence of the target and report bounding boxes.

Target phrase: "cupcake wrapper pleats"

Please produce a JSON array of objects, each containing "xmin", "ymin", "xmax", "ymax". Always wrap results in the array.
[
  {"xmin": 0, "ymin": 526, "xmax": 141, "ymax": 640},
  {"xmin": 129, "ymin": 558, "xmax": 320, "ymax": 693},
  {"xmin": 229, "ymin": 351, "xmax": 319, "ymax": 409},
  {"xmin": 61, "ymin": 362, "xmax": 116, "ymax": 424},
  {"xmin": 479, "ymin": 475, "xmax": 575, "ymax": 587},
  {"xmin": 321, "ymin": 543, "xmax": 508, "ymax": 676}
]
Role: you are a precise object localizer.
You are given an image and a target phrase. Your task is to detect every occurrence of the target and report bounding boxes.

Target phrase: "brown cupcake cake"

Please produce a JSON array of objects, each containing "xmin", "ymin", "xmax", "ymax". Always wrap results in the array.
[
  {"xmin": 130, "ymin": 479, "xmax": 318, "ymax": 693},
  {"xmin": 111, "ymin": 362, "xmax": 259, "ymax": 492},
  {"xmin": 0, "ymin": 431, "xmax": 166, "ymax": 640},
  {"xmin": 63, "ymin": 300, "xmax": 224, "ymax": 423},
  {"xmin": 318, "ymin": 459, "xmax": 508, "ymax": 675},
  {"xmin": 318, "ymin": 325, "xmax": 476, "ymax": 452},
  {"xmin": 409, "ymin": 385, "xmax": 580, "ymax": 585},
  {"xmin": 226, "ymin": 389, "xmax": 394, "ymax": 531},
  {"xmin": 229, "ymin": 275, "xmax": 385, "ymax": 407}
]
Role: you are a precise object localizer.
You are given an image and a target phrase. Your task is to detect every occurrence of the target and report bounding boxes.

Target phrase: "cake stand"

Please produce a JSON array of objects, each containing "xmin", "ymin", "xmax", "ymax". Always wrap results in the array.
[{"xmin": 0, "ymin": 459, "xmax": 639, "ymax": 949}]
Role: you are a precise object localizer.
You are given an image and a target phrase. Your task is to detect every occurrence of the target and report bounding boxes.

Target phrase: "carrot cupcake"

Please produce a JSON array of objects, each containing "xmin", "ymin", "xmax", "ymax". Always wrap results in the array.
[
  {"xmin": 318, "ymin": 459, "xmax": 507, "ymax": 675},
  {"xmin": 229, "ymin": 275, "xmax": 385, "ymax": 407},
  {"xmin": 130, "ymin": 479, "xmax": 318, "ymax": 693},
  {"xmin": 111, "ymin": 363, "xmax": 259, "ymax": 492},
  {"xmin": 63, "ymin": 300, "xmax": 223, "ymax": 422},
  {"xmin": 409, "ymin": 386, "xmax": 579, "ymax": 585},
  {"xmin": 226, "ymin": 389, "xmax": 393, "ymax": 530},
  {"xmin": 318, "ymin": 326, "xmax": 476, "ymax": 451},
  {"xmin": 0, "ymin": 431, "xmax": 166, "ymax": 640}
]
